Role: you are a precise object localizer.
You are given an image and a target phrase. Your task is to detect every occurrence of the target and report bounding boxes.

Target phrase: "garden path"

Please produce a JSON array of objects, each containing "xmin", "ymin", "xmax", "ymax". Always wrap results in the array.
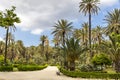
[{"xmin": 0, "ymin": 66, "xmax": 101, "ymax": 80}]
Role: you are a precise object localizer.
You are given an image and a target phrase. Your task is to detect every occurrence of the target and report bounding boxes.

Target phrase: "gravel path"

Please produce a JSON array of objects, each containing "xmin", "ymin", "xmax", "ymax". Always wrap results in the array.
[{"xmin": 0, "ymin": 66, "xmax": 101, "ymax": 80}]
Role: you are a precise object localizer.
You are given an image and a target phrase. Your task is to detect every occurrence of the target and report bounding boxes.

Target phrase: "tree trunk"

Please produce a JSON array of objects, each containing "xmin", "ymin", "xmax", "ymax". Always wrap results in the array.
[
  {"xmin": 11, "ymin": 48, "xmax": 14, "ymax": 63},
  {"xmin": 115, "ymin": 61, "xmax": 120, "ymax": 73},
  {"xmin": 63, "ymin": 31, "xmax": 68, "ymax": 70},
  {"xmin": 70, "ymin": 60, "xmax": 75, "ymax": 71},
  {"xmin": 4, "ymin": 28, "xmax": 9, "ymax": 65},
  {"xmin": 89, "ymin": 10, "xmax": 92, "ymax": 58}
]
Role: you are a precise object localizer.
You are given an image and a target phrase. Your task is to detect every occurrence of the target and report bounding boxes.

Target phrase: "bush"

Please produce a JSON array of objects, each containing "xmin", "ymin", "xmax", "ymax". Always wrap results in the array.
[
  {"xmin": 60, "ymin": 68, "xmax": 120, "ymax": 79},
  {"xmin": 18, "ymin": 65, "xmax": 47, "ymax": 71},
  {"xmin": 80, "ymin": 64, "xmax": 94, "ymax": 72},
  {"xmin": 0, "ymin": 66, "xmax": 13, "ymax": 71},
  {"xmin": 13, "ymin": 64, "xmax": 20, "ymax": 67}
]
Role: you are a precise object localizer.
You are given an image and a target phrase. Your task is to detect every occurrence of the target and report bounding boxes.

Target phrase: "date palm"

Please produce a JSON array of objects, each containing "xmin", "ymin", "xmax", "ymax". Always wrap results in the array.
[
  {"xmin": 16, "ymin": 40, "xmax": 26, "ymax": 58},
  {"xmin": 52, "ymin": 19, "xmax": 73, "ymax": 46},
  {"xmin": 52, "ymin": 37, "xmax": 60, "ymax": 47},
  {"xmin": 104, "ymin": 9, "xmax": 120, "ymax": 35},
  {"xmin": 40, "ymin": 35, "xmax": 47, "ymax": 56},
  {"xmin": 62, "ymin": 38, "xmax": 85, "ymax": 71},
  {"xmin": 52, "ymin": 19, "xmax": 73, "ymax": 68},
  {"xmin": 81, "ymin": 23, "xmax": 89, "ymax": 46},
  {"xmin": 73, "ymin": 29, "xmax": 82, "ymax": 40},
  {"xmin": 79, "ymin": 0, "xmax": 100, "ymax": 57},
  {"xmin": 92, "ymin": 26, "xmax": 103, "ymax": 45}
]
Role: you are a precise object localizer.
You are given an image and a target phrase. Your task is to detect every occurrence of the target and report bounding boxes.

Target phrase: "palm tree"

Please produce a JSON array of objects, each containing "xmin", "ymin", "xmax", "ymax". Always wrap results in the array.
[
  {"xmin": 62, "ymin": 38, "xmax": 85, "ymax": 71},
  {"xmin": 92, "ymin": 26, "xmax": 103, "ymax": 45},
  {"xmin": 100, "ymin": 33, "xmax": 120, "ymax": 72},
  {"xmin": 104, "ymin": 9, "xmax": 120, "ymax": 35},
  {"xmin": 52, "ymin": 37, "xmax": 60, "ymax": 47},
  {"xmin": 73, "ymin": 29, "xmax": 82, "ymax": 40},
  {"xmin": 0, "ymin": 6, "xmax": 20, "ymax": 65},
  {"xmin": 52, "ymin": 19, "xmax": 73, "ymax": 68},
  {"xmin": 79, "ymin": 0, "xmax": 100, "ymax": 57},
  {"xmin": 44, "ymin": 38, "xmax": 49, "ymax": 61},
  {"xmin": 40, "ymin": 35, "xmax": 47, "ymax": 56},
  {"xmin": 16, "ymin": 40, "xmax": 26, "ymax": 59},
  {"xmin": 81, "ymin": 23, "xmax": 89, "ymax": 46},
  {"xmin": 52, "ymin": 19, "xmax": 73, "ymax": 46}
]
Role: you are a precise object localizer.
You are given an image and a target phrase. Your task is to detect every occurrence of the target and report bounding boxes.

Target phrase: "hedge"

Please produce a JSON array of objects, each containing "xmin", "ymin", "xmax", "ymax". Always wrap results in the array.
[
  {"xmin": 18, "ymin": 65, "xmax": 47, "ymax": 71},
  {"xmin": 60, "ymin": 68, "xmax": 120, "ymax": 79},
  {"xmin": 0, "ymin": 66, "xmax": 13, "ymax": 71}
]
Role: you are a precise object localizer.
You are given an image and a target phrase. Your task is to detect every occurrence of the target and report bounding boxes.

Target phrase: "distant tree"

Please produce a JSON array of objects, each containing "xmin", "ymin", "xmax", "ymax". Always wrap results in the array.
[
  {"xmin": 104, "ymin": 9, "xmax": 120, "ymax": 35},
  {"xmin": 40, "ymin": 35, "xmax": 47, "ymax": 56}
]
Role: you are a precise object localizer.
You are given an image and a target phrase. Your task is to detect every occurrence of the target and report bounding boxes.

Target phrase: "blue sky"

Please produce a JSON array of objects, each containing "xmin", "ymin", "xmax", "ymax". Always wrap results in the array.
[{"xmin": 0, "ymin": 0, "xmax": 119, "ymax": 46}]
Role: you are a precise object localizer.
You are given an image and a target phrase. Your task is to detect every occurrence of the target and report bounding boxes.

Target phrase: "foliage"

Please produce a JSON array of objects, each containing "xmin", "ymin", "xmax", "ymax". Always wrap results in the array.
[
  {"xmin": 91, "ymin": 53, "xmax": 112, "ymax": 66},
  {"xmin": 79, "ymin": 64, "xmax": 94, "ymax": 72},
  {"xmin": 0, "ymin": 6, "xmax": 20, "ymax": 65},
  {"xmin": 0, "ymin": 66, "xmax": 13, "ymax": 71},
  {"xmin": 104, "ymin": 9, "xmax": 120, "ymax": 35},
  {"xmin": 0, "ymin": 55, "xmax": 4, "ymax": 65},
  {"xmin": 17, "ymin": 65, "xmax": 47, "ymax": 71},
  {"xmin": 60, "ymin": 68, "xmax": 120, "ymax": 79}
]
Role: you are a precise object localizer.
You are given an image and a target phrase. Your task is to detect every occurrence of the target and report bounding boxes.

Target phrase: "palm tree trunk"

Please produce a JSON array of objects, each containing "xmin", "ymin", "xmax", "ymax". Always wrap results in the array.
[
  {"xmin": 89, "ymin": 10, "xmax": 92, "ymax": 58},
  {"xmin": 115, "ymin": 61, "xmax": 120, "ymax": 73},
  {"xmin": 70, "ymin": 60, "xmax": 75, "ymax": 71},
  {"xmin": 4, "ymin": 28, "xmax": 9, "ymax": 65},
  {"xmin": 63, "ymin": 32, "xmax": 68, "ymax": 69},
  {"xmin": 41, "ymin": 41, "xmax": 44, "ymax": 56}
]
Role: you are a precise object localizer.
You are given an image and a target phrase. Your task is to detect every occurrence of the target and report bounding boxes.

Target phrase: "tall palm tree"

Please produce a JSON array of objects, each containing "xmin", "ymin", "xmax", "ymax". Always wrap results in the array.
[
  {"xmin": 0, "ymin": 6, "xmax": 20, "ymax": 65},
  {"xmin": 79, "ymin": 0, "xmax": 100, "ymax": 57},
  {"xmin": 52, "ymin": 19, "xmax": 73, "ymax": 68},
  {"xmin": 104, "ymin": 9, "xmax": 120, "ymax": 35}
]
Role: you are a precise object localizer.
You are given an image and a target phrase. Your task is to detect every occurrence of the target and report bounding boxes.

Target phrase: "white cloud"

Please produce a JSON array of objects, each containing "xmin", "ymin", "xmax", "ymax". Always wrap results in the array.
[
  {"xmin": 100, "ymin": 0, "xmax": 119, "ymax": 7},
  {"xmin": 0, "ymin": 0, "xmax": 118, "ymax": 35},
  {"xmin": 31, "ymin": 29, "xmax": 43, "ymax": 35},
  {"xmin": 0, "ymin": 37, "xmax": 4, "ymax": 41}
]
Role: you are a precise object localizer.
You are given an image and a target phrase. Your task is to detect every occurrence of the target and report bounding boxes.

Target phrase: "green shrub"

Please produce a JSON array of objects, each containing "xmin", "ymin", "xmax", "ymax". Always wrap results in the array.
[
  {"xmin": 80, "ymin": 64, "xmax": 94, "ymax": 72},
  {"xmin": 60, "ymin": 68, "xmax": 120, "ymax": 79},
  {"xmin": 13, "ymin": 64, "xmax": 20, "ymax": 67},
  {"xmin": 0, "ymin": 66, "xmax": 13, "ymax": 71},
  {"xmin": 18, "ymin": 65, "xmax": 47, "ymax": 71}
]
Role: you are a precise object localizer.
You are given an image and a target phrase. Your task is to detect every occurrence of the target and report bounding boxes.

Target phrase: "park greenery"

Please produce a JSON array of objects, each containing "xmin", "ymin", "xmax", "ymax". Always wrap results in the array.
[{"xmin": 0, "ymin": 0, "xmax": 120, "ymax": 79}]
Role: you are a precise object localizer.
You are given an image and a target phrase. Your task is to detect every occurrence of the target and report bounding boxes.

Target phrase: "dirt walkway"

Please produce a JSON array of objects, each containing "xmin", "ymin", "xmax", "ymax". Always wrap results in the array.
[{"xmin": 0, "ymin": 66, "xmax": 100, "ymax": 80}]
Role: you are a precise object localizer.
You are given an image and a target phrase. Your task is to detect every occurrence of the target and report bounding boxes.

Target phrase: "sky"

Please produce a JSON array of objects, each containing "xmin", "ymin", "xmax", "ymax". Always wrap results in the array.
[{"xmin": 0, "ymin": 0, "xmax": 119, "ymax": 46}]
